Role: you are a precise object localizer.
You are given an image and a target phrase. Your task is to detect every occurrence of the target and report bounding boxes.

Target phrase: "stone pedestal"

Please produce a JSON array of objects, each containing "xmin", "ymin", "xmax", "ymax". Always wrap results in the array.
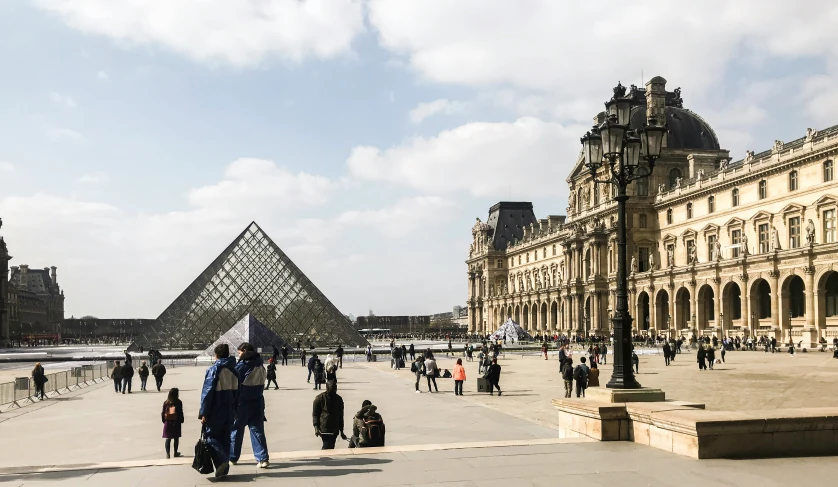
[
  {"xmin": 584, "ymin": 387, "xmax": 665, "ymax": 403},
  {"xmin": 799, "ymin": 327, "xmax": 818, "ymax": 349}
]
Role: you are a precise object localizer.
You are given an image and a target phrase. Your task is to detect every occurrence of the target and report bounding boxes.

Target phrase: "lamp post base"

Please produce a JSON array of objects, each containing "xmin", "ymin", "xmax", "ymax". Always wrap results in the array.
[{"xmin": 586, "ymin": 387, "xmax": 665, "ymax": 403}]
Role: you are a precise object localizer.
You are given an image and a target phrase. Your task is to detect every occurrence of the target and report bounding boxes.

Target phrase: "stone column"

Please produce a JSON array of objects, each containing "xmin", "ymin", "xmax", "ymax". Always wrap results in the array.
[
  {"xmin": 713, "ymin": 278, "xmax": 722, "ymax": 336},
  {"xmin": 805, "ymin": 266, "xmax": 815, "ymax": 328},
  {"xmin": 668, "ymin": 284, "xmax": 676, "ymax": 335},
  {"xmin": 741, "ymin": 276, "xmax": 750, "ymax": 336},
  {"xmin": 689, "ymin": 280, "xmax": 698, "ymax": 336},
  {"xmin": 769, "ymin": 270, "xmax": 780, "ymax": 332},
  {"xmin": 649, "ymin": 288, "xmax": 657, "ymax": 333},
  {"xmin": 590, "ymin": 291, "xmax": 598, "ymax": 334}
]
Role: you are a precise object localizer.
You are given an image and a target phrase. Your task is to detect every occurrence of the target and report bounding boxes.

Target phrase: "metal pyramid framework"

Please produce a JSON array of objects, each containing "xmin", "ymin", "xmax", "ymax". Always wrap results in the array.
[
  {"xmin": 490, "ymin": 318, "xmax": 533, "ymax": 342},
  {"xmin": 132, "ymin": 222, "xmax": 368, "ymax": 350},
  {"xmin": 203, "ymin": 313, "xmax": 287, "ymax": 356}
]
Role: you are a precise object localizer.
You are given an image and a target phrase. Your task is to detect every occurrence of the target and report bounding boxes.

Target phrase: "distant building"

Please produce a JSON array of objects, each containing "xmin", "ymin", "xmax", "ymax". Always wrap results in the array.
[
  {"xmin": 356, "ymin": 315, "xmax": 430, "ymax": 334},
  {"xmin": 8, "ymin": 264, "xmax": 65, "ymax": 339}
]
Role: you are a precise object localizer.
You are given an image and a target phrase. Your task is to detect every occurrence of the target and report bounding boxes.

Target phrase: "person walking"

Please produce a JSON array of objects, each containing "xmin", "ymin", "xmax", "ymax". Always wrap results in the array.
[
  {"xmin": 272, "ymin": 345, "xmax": 280, "ymax": 364},
  {"xmin": 697, "ymin": 346, "xmax": 707, "ymax": 370},
  {"xmin": 152, "ymin": 359, "xmax": 166, "ymax": 392},
  {"xmin": 265, "ymin": 358, "xmax": 278, "ymax": 390},
  {"xmin": 307, "ymin": 353, "xmax": 318, "ymax": 383},
  {"xmin": 411, "ymin": 356, "xmax": 424, "ymax": 393},
  {"xmin": 424, "ymin": 354, "xmax": 439, "ymax": 393},
  {"xmin": 312, "ymin": 380, "xmax": 347, "ymax": 450},
  {"xmin": 313, "ymin": 357, "xmax": 326, "ymax": 390},
  {"xmin": 199, "ymin": 344, "xmax": 238, "ymax": 479},
  {"xmin": 561, "ymin": 358, "xmax": 574, "ymax": 398},
  {"xmin": 161, "ymin": 388, "xmax": 184, "ymax": 459},
  {"xmin": 138, "ymin": 361, "xmax": 150, "ymax": 391},
  {"xmin": 663, "ymin": 341, "xmax": 672, "ymax": 366},
  {"xmin": 121, "ymin": 360, "xmax": 135, "ymax": 394},
  {"xmin": 349, "ymin": 400, "xmax": 385, "ymax": 448},
  {"xmin": 230, "ymin": 342, "xmax": 270, "ymax": 468},
  {"xmin": 587, "ymin": 361, "xmax": 600, "ymax": 387},
  {"xmin": 542, "ymin": 342, "xmax": 548, "ymax": 360},
  {"xmin": 601, "ymin": 343, "xmax": 608, "ymax": 365},
  {"xmin": 301, "ymin": 348, "xmax": 307, "ymax": 367},
  {"xmin": 558, "ymin": 344, "xmax": 568, "ymax": 371},
  {"xmin": 707, "ymin": 346, "xmax": 716, "ymax": 370},
  {"xmin": 281, "ymin": 345, "xmax": 289, "ymax": 366},
  {"xmin": 631, "ymin": 350, "xmax": 639, "ymax": 374},
  {"xmin": 110, "ymin": 360, "xmax": 123, "ymax": 393},
  {"xmin": 453, "ymin": 358, "xmax": 466, "ymax": 396},
  {"xmin": 721, "ymin": 345, "xmax": 726, "ymax": 363},
  {"xmin": 336, "ymin": 345, "xmax": 344, "ymax": 369},
  {"xmin": 484, "ymin": 358, "xmax": 502, "ymax": 396},
  {"xmin": 32, "ymin": 363, "xmax": 47, "ymax": 400},
  {"xmin": 365, "ymin": 345, "xmax": 372, "ymax": 362},
  {"xmin": 408, "ymin": 343, "xmax": 415, "ymax": 361},
  {"xmin": 573, "ymin": 356, "xmax": 590, "ymax": 398}
]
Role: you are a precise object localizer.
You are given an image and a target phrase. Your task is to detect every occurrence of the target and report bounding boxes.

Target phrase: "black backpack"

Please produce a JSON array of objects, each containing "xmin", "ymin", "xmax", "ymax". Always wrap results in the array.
[{"xmin": 360, "ymin": 416, "xmax": 385, "ymax": 447}]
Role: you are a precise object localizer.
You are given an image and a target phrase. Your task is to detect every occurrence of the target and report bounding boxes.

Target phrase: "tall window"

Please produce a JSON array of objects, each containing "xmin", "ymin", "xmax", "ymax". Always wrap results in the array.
[
  {"xmin": 594, "ymin": 186, "xmax": 600, "ymax": 206},
  {"xmin": 668, "ymin": 168, "xmax": 682, "ymax": 189},
  {"xmin": 497, "ymin": 259, "xmax": 503, "ymax": 269},
  {"xmin": 707, "ymin": 234, "xmax": 717, "ymax": 261},
  {"xmin": 789, "ymin": 171, "xmax": 798, "ymax": 191},
  {"xmin": 789, "ymin": 276, "xmax": 805, "ymax": 318},
  {"xmin": 825, "ymin": 209, "xmax": 837, "ymax": 243},
  {"xmin": 638, "ymin": 247, "xmax": 650, "ymax": 272},
  {"xmin": 686, "ymin": 203, "xmax": 693, "ymax": 219},
  {"xmin": 636, "ymin": 177, "xmax": 649, "ymax": 196},
  {"xmin": 759, "ymin": 223, "xmax": 770, "ymax": 253},
  {"xmin": 731, "ymin": 229, "xmax": 742, "ymax": 258},
  {"xmin": 708, "ymin": 196, "xmax": 715, "ymax": 213},
  {"xmin": 789, "ymin": 217, "xmax": 801, "ymax": 249},
  {"xmin": 758, "ymin": 180, "xmax": 767, "ymax": 199},
  {"xmin": 666, "ymin": 209, "xmax": 673, "ymax": 225},
  {"xmin": 732, "ymin": 188, "xmax": 740, "ymax": 206},
  {"xmin": 825, "ymin": 160, "xmax": 834, "ymax": 182},
  {"xmin": 639, "ymin": 214, "xmax": 648, "ymax": 228},
  {"xmin": 518, "ymin": 255, "xmax": 521, "ymax": 265},
  {"xmin": 825, "ymin": 273, "xmax": 838, "ymax": 317}
]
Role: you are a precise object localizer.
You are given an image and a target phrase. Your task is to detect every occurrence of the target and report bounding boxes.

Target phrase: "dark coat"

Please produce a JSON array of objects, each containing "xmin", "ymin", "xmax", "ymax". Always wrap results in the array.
[
  {"xmin": 485, "ymin": 363, "xmax": 502, "ymax": 383},
  {"xmin": 352, "ymin": 404, "xmax": 385, "ymax": 447},
  {"xmin": 122, "ymin": 364, "xmax": 135, "ymax": 379},
  {"xmin": 199, "ymin": 357, "xmax": 238, "ymax": 430},
  {"xmin": 32, "ymin": 366, "xmax": 47, "ymax": 386},
  {"xmin": 234, "ymin": 350, "xmax": 266, "ymax": 409},
  {"xmin": 313, "ymin": 390, "xmax": 345, "ymax": 435},
  {"xmin": 266, "ymin": 362, "xmax": 277, "ymax": 380},
  {"xmin": 152, "ymin": 363, "xmax": 166, "ymax": 378},
  {"xmin": 162, "ymin": 400, "xmax": 184, "ymax": 438},
  {"xmin": 138, "ymin": 365, "xmax": 150, "ymax": 378}
]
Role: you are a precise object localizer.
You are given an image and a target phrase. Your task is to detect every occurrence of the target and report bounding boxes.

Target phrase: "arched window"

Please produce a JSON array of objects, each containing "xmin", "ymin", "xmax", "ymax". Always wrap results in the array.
[
  {"xmin": 732, "ymin": 188, "xmax": 740, "ymax": 206},
  {"xmin": 789, "ymin": 171, "xmax": 798, "ymax": 191},
  {"xmin": 666, "ymin": 208, "xmax": 673, "ymax": 225},
  {"xmin": 826, "ymin": 273, "xmax": 838, "ymax": 317},
  {"xmin": 708, "ymin": 196, "xmax": 715, "ymax": 213},
  {"xmin": 686, "ymin": 202, "xmax": 693, "ymax": 219},
  {"xmin": 789, "ymin": 276, "xmax": 805, "ymax": 318},
  {"xmin": 636, "ymin": 177, "xmax": 649, "ymax": 196},
  {"xmin": 757, "ymin": 280, "xmax": 771, "ymax": 318},
  {"xmin": 825, "ymin": 160, "xmax": 834, "ymax": 182},
  {"xmin": 668, "ymin": 168, "xmax": 682, "ymax": 189},
  {"xmin": 758, "ymin": 180, "xmax": 767, "ymax": 199}
]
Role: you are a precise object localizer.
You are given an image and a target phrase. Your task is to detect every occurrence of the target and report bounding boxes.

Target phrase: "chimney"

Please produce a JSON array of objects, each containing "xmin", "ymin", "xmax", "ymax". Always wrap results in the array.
[
  {"xmin": 645, "ymin": 76, "xmax": 667, "ymax": 125},
  {"xmin": 51, "ymin": 266, "xmax": 57, "ymax": 285}
]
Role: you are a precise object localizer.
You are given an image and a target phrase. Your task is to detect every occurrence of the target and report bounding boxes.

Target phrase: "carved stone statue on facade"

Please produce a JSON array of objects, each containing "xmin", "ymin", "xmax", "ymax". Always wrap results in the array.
[
  {"xmin": 526, "ymin": 275, "xmax": 532, "ymax": 291},
  {"xmin": 534, "ymin": 272, "xmax": 541, "ymax": 289},
  {"xmin": 689, "ymin": 244, "xmax": 698, "ymax": 264},
  {"xmin": 518, "ymin": 276, "xmax": 524, "ymax": 293},
  {"xmin": 556, "ymin": 267, "xmax": 563, "ymax": 284},
  {"xmin": 741, "ymin": 233, "xmax": 749, "ymax": 255},
  {"xmin": 806, "ymin": 219, "xmax": 816, "ymax": 245},
  {"xmin": 649, "ymin": 251, "xmax": 655, "ymax": 271},
  {"xmin": 697, "ymin": 168, "xmax": 704, "ymax": 180},
  {"xmin": 630, "ymin": 255, "xmax": 638, "ymax": 274},
  {"xmin": 806, "ymin": 128, "xmax": 818, "ymax": 142},
  {"xmin": 582, "ymin": 187, "xmax": 590, "ymax": 207},
  {"xmin": 658, "ymin": 183, "xmax": 666, "ymax": 194},
  {"xmin": 772, "ymin": 140, "xmax": 784, "ymax": 153},
  {"xmin": 713, "ymin": 240, "xmax": 722, "ymax": 261},
  {"xmin": 771, "ymin": 227, "xmax": 781, "ymax": 251},
  {"xmin": 744, "ymin": 150, "xmax": 754, "ymax": 163},
  {"xmin": 667, "ymin": 247, "xmax": 675, "ymax": 267}
]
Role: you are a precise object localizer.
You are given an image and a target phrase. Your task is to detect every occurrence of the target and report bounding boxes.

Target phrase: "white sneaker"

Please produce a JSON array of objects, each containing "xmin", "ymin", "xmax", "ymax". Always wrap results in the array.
[
  {"xmin": 258, "ymin": 460, "xmax": 269, "ymax": 468},
  {"xmin": 415, "ymin": 390, "xmax": 420, "ymax": 393}
]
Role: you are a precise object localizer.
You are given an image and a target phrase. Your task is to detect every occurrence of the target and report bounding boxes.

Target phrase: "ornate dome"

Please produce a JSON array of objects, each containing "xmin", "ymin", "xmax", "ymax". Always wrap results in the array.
[{"xmin": 629, "ymin": 105, "xmax": 720, "ymax": 151}]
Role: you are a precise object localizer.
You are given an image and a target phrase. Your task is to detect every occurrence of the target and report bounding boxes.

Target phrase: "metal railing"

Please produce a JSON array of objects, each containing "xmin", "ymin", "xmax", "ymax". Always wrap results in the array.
[{"xmin": 0, "ymin": 362, "xmax": 115, "ymax": 412}]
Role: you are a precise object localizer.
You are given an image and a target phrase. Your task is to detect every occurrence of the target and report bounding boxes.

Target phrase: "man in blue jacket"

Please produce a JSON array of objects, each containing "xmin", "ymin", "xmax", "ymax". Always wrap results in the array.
[
  {"xmin": 199, "ymin": 344, "xmax": 238, "ymax": 479},
  {"xmin": 230, "ymin": 342, "xmax": 269, "ymax": 468}
]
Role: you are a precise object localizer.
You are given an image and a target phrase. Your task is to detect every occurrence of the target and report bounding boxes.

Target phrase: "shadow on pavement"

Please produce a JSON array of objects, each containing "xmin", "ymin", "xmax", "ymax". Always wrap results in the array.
[
  {"xmin": 0, "ymin": 467, "xmax": 127, "ymax": 482},
  {"xmin": 218, "ymin": 467, "xmax": 384, "ymax": 482}
]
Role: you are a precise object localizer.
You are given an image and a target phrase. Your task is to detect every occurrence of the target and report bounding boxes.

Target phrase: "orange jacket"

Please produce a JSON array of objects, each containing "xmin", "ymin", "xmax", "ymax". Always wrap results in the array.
[{"xmin": 453, "ymin": 364, "xmax": 466, "ymax": 381}]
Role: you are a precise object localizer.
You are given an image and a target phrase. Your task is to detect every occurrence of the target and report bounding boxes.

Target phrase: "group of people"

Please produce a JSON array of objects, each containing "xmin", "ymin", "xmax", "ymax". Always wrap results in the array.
[{"xmin": 109, "ymin": 359, "xmax": 167, "ymax": 393}]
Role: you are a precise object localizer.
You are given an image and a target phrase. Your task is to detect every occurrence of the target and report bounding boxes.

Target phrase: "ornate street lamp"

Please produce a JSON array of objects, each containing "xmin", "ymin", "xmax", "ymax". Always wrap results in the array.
[{"xmin": 580, "ymin": 82, "xmax": 666, "ymax": 389}]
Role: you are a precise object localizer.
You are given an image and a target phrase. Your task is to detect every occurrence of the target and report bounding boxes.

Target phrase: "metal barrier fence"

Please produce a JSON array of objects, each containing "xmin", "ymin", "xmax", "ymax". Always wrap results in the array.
[{"xmin": 0, "ymin": 362, "xmax": 115, "ymax": 412}]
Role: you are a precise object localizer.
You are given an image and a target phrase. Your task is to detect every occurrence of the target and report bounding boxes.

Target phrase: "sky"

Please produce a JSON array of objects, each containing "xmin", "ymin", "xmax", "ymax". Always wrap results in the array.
[{"xmin": 2, "ymin": 0, "xmax": 838, "ymax": 319}]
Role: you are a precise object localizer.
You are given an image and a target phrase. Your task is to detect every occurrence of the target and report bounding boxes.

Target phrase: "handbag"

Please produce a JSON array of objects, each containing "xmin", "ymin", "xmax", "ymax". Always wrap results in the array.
[{"xmin": 192, "ymin": 426, "xmax": 215, "ymax": 474}]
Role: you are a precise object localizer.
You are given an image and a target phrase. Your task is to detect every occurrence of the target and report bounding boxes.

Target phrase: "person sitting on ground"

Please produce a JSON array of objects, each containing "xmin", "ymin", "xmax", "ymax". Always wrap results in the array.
[{"xmin": 349, "ymin": 400, "xmax": 385, "ymax": 448}]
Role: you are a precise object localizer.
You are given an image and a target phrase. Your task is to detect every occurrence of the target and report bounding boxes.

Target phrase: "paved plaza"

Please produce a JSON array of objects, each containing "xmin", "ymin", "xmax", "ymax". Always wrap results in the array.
[{"xmin": 1, "ymin": 347, "xmax": 837, "ymax": 486}]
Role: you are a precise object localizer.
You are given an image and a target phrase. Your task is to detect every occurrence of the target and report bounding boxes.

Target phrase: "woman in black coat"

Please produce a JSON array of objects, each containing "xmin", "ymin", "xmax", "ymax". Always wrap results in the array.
[
  {"xmin": 31, "ymin": 363, "xmax": 47, "ymax": 400},
  {"xmin": 697, "ymin": 347, "xmax": 707, "ymax": 370}
]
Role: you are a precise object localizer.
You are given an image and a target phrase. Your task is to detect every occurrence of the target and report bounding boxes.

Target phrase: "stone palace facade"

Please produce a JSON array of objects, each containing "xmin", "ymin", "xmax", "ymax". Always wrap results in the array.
[{"xmin": 466, "ymin": 76, "xmax": 838, "ymax": 346}]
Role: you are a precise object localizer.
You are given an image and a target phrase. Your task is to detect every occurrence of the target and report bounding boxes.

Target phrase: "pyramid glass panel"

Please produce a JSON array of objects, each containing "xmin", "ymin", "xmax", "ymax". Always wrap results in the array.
[{"xmin": 132, "ymin": 222, "xmax": 368, "ymax": 349}]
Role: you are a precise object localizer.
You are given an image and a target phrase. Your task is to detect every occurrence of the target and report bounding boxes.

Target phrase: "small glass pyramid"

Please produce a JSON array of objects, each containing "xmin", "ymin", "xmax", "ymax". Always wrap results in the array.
[{"xmin": 133, "ymin": 222, "xmax": 368, "ymax": 349}]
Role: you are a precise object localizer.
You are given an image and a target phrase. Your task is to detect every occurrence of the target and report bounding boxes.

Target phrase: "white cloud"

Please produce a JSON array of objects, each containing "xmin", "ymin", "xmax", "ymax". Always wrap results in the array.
[
  {"xmin": 35, "ymin": 0, "xmax": 366, "ymax": 67},
  {"xmin": 337, "ymin": 196, "xmax": 455, "ymax": 237},
  {"xmin": 49, "ymin": 91, "xmax": 77, "ymax": 108},
  {"xmin": 409, "ymin": 98, "xmax": 466, "ymax": 124},
  {"xmin": 348, "ymin": 117, "xmax": 585, "ymax": 197},
  {"xmin": 47, "ymin": 127, "xmax": 86, "ymax": 143},
  {"xmin": 187, "ymin": 158, "xmax": 341, "ymax": 212},
  {"xmin": 77, "ymin": 171, "xmax": 109, "ymax": 185},
  {"xmin": 0, "ymin": 162, "xmax": 13, "ymax": 173},
  {"xmin": 96, "ymin": 70, "xmax": 109, "ymax": 81}
]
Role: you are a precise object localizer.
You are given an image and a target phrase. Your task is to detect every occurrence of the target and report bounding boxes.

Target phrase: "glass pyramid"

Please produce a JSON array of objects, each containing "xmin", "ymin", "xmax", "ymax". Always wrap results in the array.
[{"xmin": 133, "ymin": 222, "xmax": 368, "ymax": 350}]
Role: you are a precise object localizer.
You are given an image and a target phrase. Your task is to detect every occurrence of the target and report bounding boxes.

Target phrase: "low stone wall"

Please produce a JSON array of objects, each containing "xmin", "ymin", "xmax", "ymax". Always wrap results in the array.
[{"xmin": 554, "ymin": 399, "xmax": 838, "ymax": 459}]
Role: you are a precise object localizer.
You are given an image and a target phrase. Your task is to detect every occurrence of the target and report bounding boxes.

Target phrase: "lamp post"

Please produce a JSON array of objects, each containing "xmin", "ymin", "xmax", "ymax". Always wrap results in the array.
[{"xmin": 581, "ymin": 82, "xmax": 666, "ymax": 389}]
